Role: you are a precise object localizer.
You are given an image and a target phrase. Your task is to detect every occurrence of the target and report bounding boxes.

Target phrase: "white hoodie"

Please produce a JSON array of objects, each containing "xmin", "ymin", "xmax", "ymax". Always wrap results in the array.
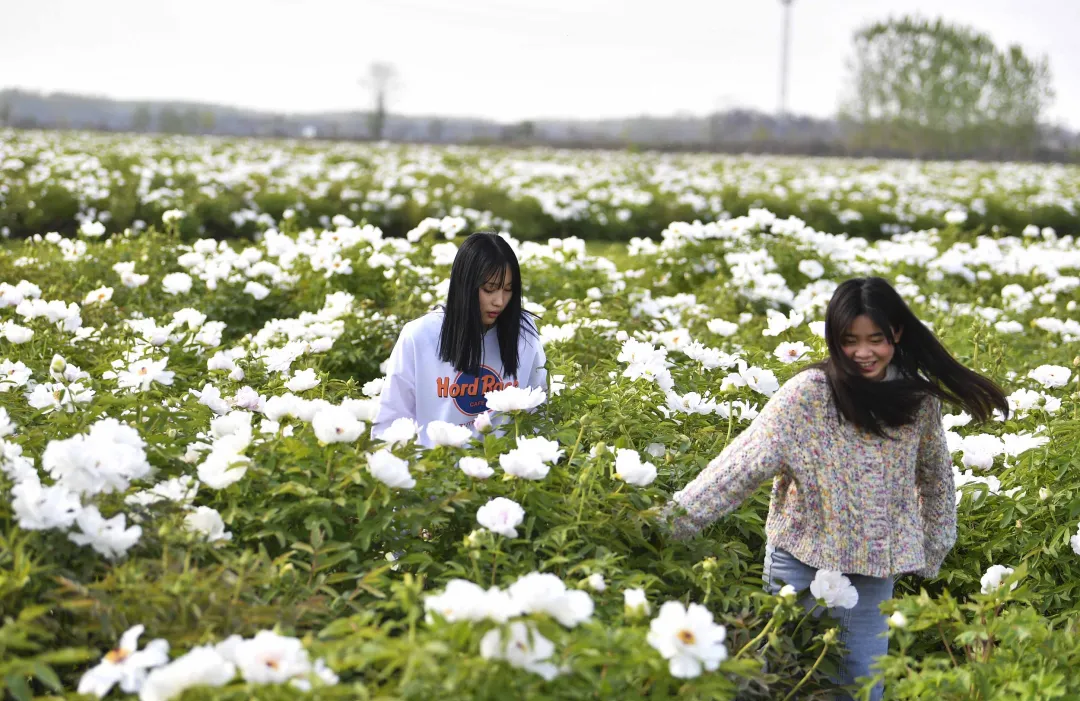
[{"xmin": 372, "ymin": 310, "xmax": 547, "ymax": 447}]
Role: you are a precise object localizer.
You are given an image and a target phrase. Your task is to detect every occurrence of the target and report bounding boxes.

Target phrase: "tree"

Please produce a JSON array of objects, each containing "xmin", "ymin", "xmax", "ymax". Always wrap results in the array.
[
  {"xmin": 361, "ymin": 62, "xmax": 398, "ymax": 140},
  {"xmin": 200, "ymin": 109, "xmax": 216, "ymax": 133},
  {"xmin": 132, "ymin": 104, "xmax": 152, "ymax": 132},
  {"xmin": 158, "ymin": 107, "xmax": 183, "ymax": 133},
  {"xmin": 841, "ymin": 16, "xmax": 1054, "ymax": 158}
]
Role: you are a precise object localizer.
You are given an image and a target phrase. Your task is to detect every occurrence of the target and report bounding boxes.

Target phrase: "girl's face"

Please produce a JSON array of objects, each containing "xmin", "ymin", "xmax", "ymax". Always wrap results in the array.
[
  {"xmin": 478, "ymin": 266, "xmax": 513, "ymax": 327},
  {"xmin": 840, "ymin": 314, "xmax": 901, "ymax": 381}
]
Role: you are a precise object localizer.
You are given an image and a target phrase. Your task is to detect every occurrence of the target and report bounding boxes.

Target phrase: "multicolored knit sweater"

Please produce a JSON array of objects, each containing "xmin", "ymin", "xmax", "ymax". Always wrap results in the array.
[{"xmin": 665, "ymin": 367, "xmax": 955, "ymax": 578}]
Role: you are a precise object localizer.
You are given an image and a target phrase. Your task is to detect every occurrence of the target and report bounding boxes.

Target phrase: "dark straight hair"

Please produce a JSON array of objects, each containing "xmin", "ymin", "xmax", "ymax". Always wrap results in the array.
[
  {"xmin": 807, "ymin": 276, "xmax": 1009, "ymax": 437},
  {"xmin": 438, "ymin": 232, "xmax": 538, "ymax": 377}
]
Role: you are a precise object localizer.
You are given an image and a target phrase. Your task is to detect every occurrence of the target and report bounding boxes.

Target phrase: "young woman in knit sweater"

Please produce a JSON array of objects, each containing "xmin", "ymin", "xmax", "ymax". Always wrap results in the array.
[{"xmin": 663, "ymin": 277, "xmax": 1008, "ymax": 701}]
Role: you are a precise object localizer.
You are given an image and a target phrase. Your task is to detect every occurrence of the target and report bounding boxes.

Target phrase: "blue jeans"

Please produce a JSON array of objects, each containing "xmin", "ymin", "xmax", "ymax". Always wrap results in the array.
[{"xmin": 763, "ymin": 544, "xmax": 894, "ymax": 701}]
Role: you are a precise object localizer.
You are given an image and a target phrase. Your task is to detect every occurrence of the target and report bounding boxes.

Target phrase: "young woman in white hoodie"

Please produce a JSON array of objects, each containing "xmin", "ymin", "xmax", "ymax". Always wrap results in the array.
[{"xmin": 372, "ymin": 232, "xmax": 547, "ymax": 447}]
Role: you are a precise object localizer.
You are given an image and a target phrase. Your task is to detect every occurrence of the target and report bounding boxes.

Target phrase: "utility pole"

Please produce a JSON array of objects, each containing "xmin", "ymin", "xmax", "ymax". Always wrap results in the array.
[{"xmin": 778, "ymin": 0, "xmax": 795, "ymax": 120}]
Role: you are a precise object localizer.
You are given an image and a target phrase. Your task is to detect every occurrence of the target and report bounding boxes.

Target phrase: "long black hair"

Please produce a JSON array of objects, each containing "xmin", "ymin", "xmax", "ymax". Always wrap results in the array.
[
  {"xmin": 808, "ymin": 277, "xmax": 1008, "ymax": 437},
  {"xmin": 438, "ymin": 232, "xmax": 538, "ymax": 377}
]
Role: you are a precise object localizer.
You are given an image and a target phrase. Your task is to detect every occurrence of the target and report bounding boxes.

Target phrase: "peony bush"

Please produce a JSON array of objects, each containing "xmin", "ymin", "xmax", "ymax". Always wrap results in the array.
[
  {"xmin": 1, "ymin": 192, "xmax": 1080, "ymax": 698},
  {"xmin": 2, "ymin": 128, "xmax": 1080, "ymax": 243}
]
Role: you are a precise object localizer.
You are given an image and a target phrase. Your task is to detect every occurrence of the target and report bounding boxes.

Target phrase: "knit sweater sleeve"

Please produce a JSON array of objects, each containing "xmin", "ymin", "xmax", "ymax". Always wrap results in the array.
[
  {"xmin": 914, "ymin": 396, "xmax": 957, "ymax": 577},
  {"xmin": 662, "ymin": 372, "xmax": 809, "ymax": 541}
]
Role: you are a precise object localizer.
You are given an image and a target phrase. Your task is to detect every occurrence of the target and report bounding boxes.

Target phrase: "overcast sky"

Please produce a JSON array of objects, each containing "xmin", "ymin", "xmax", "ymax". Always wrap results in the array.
[{"xmin": 2, "ymin": 0, "xmax": 1078, "ymax": 127}]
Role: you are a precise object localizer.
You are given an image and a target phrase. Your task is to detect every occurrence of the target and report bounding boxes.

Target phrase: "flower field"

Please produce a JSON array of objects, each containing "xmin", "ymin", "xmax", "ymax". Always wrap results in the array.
[
  {"xmin": 2, "ymin": 128, "xmax": 1080, "ymax": 244},
  {"xmin": 3, "ymin": 131, "xmax": 1080, "ymax": 699}
]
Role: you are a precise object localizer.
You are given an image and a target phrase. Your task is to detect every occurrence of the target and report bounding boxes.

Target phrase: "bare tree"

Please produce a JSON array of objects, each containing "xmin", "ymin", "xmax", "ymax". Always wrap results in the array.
[{"xmin": 361, "ymin": 62, "xmax": 398, "ymax": 140}]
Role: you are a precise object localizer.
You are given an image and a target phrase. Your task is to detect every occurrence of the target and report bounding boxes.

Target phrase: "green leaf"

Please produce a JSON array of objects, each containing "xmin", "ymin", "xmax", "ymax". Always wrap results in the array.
[
  {"xmin": 4, "ymin": 674, "xmax": 33, "ymax": 701},
  {"xmin": 31, "ymin": 662, "xmax": 63, "ymax": 692}
]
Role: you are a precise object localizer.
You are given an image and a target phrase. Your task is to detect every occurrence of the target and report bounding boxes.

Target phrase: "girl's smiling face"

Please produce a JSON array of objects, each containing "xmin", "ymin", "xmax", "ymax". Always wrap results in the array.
[
  {"xmin": 478, "ymin": 265, "xmax": 512, "ymax": 327},
  {"xmin": 840, "ymin": 314, "xmax": 902, "ymax": 380}
]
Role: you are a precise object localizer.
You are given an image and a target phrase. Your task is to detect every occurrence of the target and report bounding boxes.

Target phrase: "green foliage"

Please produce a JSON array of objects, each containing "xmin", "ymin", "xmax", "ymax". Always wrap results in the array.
[
  {"xmin": 1, "ymin": 201, "xmax": 1080, "ymax": 698},
  {"xmin": 842, "ymin": 15, "xmax": 1054, "ymax": 159}
]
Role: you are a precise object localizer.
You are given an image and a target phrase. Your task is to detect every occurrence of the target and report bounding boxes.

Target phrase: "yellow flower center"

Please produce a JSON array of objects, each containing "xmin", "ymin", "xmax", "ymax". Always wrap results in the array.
[
  {"xmin": 138, "ymin": 366, "xmax": 149, "ymax": 375},
  {"xmin": 677, "ymin": 629, "xmax": 696, "ymax": 645},
  {"xmin": 105, "ymin": 648, "xmax": 130, "ymax": 664}
]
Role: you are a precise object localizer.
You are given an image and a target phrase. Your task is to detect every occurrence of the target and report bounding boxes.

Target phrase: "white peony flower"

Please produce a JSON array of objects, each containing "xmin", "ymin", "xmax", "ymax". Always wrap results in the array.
[
  {"xmin": 117, "ymin": 358, "xmax": 175, "ymax": 393},
  {"xmin": 184, "ymin": 506, "xmax": 232, "ymax": 543},
  {"xmin": 83, "ymin": 286, "xmax": 114, "ymax": 305},
  {"xmin": 586, "ymin": 573, "xmax": 606, "ymax": 592},
  {"xmin": 426, "ymin": 420, "xmax": 473, "ymax": 447},
  {"xmin": 341, "ymin": 397, "xmax": 380, "ymax": 422},
  {"xmin": 624, "ymin": 588, "xmax": 650, "ymax": 616},
  {"xmin": 42, "ymin": 418, "xmax": 151, "ymax": 497},
  {"xmin": 11, "ymin": 474, "xmax": 82, "ymax": 530},
  {"xmin": 476, "ymin": 497, "xmax": 525, "ymax": 538},
  {"xmin": 646, "ymin": 601, "xmax": 728, "ymax": 679},
  {"xmin": 139, "ymin": 645, "xmax": 236, "ymax": 701},
  {"xmin": 484, "ymin": 385, "xmax": 546, "ymax": 413},
  {"xmin": 161, "ymin": 272, "xmax": 193, "ymax": 296},
  {"xmin": 798, "ymin": 259, "xmax": 825, "ymax": 279},
  {"xmin": 480, "ymin": 622, "xmax": 561, "ymax": 681},
  {"xmin": 3, "ymin": 322, "xmax": 33, "ymax": 344},
  {"xmin": 379, "ymin": 417, "xmax": 420, "ymax": 447},
  {"xmin": 68, "ymin": 506, "xmax": 142, "ymax": 560},
  {"xmin": 222, "ymin": 631, "xmax": 311, "ymax": 684},
  {"xmin": 809, "ymin": 570, "xmax": 859, "ymax": 609},
  {"xmin": 1027, "ymin": 365, "xmax": 1071, "ymax": 389},
  {"xmin": 942, "ymin": 411, "xmax": 972, "ymax": 430},
  {"xmin": 458, "ymin": 456, "xmax": 494, "ymax": 479},
  {"xmin": 613, "ymin": 448, "xmax": 658, "ymax": 486},
  {"xmin": 125, "ymin": 476, "xmax": 199, "ymax": 509},
  {"xmin": 508, "ymin": 572, "xmax": 594, "ymax": 628},
  {"xmin": 311, "ymin": 406, "xmax": 364, "ymax": 444},
  {"xmin": 474, "ymin": 410, "xmax": 494, "ymax": 433},
  {"xmin": 515, "ymin": 435, "xmax": 564, "ymax": 463},
  {"xmin": 367, "ymin": 449, "xmax": 415, "ymax": 489},
  {"xmin": 499, "ymin": 448, "xmax": 550, "ymax": 480},
  {"xmin": 944, "ymin": 209, "xmax": 968, "ymax": 225},
  {"xmin": 980, "ymin": 565, "xmax": 1018, "ymax": 594},
  {"xmin": 762, "ymin": 308, "xmax": 804, "ymax": 337},
  {"xmin": 425, "ymin": 579, "xmax": 518, "ymax": 623},
  {"xmin": 77, "ymin": 624, "xmax": 170, "ymax": 698},
  {"xmin": 706, "ymin": 319, "xmax": 739, "ymax": 337},
  {"xmin": 290, "ymin": 658, "xmax": 339, "ymax": 691},
  {"xmin": 362, "ymin": 377, "xmax": 385, "ymax": 397},
  {"xmin": 285, "ymin": 368, "xmax": 320, "ymax": 392},
  {"xmin": 243, "ymin": 281, "xmax": 271, "ymax": 300},
  {"xmin": 0, "ymin": 406, "xmax": 15, "ymax": 437},
  {"xmin": 0, "ymin": 359, "xmax": 32, "ymax": 390},
  {"xmin": 196, "ymin": 450, "xmax": 250, "ymax": 490},
  {"xmin": 773, "ymin": 341, "xmax": 812, "ymax": 364},
  {"xmin": 1001, "ymin": 431, "xmax": 1049, "ymax": 458},
  {"xmin": 960, "ymin": 434, "xmax": 1005, "ymax": 471}
]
